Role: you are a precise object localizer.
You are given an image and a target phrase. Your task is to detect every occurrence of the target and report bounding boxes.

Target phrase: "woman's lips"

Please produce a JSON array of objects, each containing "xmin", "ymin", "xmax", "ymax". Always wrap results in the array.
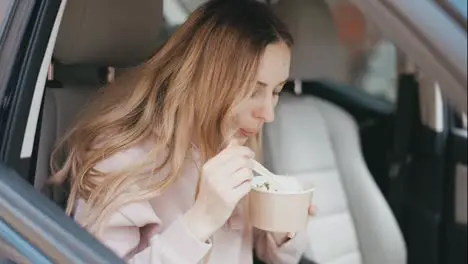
[{"xmin": 239, "ymin": 128, "xmax": 258, "ymax": 137}]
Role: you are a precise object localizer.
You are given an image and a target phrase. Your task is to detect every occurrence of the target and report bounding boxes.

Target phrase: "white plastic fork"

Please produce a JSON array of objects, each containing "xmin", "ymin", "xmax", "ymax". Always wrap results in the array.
[{"xmin": 250, "ymin": 159, "xmax": 281, "ymax": 186}]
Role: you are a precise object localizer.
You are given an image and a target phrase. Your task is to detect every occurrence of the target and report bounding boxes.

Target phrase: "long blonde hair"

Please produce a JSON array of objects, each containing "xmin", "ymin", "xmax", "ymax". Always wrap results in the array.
[{"xmin": 49, "ymin": 0, "xmax": 293, "ymax": 234}]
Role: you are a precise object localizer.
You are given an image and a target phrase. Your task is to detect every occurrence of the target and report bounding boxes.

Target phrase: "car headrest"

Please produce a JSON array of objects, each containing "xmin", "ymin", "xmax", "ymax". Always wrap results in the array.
[
  {"xmin": 273, "ymin": 0, "xmax": 349, "ymax": 83},
  {"xmin": 54, "ymin": 0, "xmax": 163, "ymax": 67}
]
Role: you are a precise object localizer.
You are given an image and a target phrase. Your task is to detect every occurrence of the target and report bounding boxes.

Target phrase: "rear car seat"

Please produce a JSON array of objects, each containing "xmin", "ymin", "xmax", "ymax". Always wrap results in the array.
[
  {"xmin": 35, "ymin": 0, "xmax": 163, "ymax": 195},
  {"xmin": 262, "ymin": 1, "xmax": 407, "ymax": 263}
]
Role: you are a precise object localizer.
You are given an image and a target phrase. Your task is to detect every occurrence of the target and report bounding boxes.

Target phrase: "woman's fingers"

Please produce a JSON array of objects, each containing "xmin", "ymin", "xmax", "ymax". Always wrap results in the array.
[
  {"xmin": 211, "ymin": 157, "xmax": 251, "ymax": 181},
  {"xmin": 231, "ymin": 179, "xmax": 252, "ymax": 201},
  {"xmin": 206, "ymin": 146, "xmax": 254, "ymax": 167},
  {"xmin": 228, "ymin": 167, "xmax": 253, "ymax": 188},
  {"xmin": 308, "ymin": 204, "xmax": 317, "ymax": 216}
]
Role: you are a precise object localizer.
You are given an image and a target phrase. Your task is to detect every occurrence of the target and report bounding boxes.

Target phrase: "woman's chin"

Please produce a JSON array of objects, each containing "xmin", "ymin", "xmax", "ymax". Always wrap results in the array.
[{"xmin": 236, "ymin": 136, "xmax": 249, "ymax": 145}]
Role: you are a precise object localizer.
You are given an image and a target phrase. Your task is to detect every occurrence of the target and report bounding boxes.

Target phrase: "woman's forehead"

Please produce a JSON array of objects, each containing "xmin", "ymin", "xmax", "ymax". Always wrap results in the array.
[{"xmin": 256, "ymin": 42, "xmax": 291, "ymax": 87}]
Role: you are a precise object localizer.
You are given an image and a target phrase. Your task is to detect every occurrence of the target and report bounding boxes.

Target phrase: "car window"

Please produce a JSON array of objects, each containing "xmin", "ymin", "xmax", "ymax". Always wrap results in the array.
[
  {"xmin": 0, "ymin": 0, "xmax": 14, "ymax": 41},
  {"xmin": 455, "ymin": 110, "xmax": 468, "ymax": 129},
  {"xmin": 460, "ymin": 113, "xmax": 467, "ymax": 129},
  {"xmin": 445, "ymin": 0, "xmax": 467, "ymax": 20},
  {"xmin": 330, "ymin": 2, "xmax": 398, "ymax": 103},
  {"xmin": 436, "ymin": 0, "xmax": 467, "ymax": 29},
  {"xmin": 163, "ymin": 1, "xmax": 400, "ymax": 104}
]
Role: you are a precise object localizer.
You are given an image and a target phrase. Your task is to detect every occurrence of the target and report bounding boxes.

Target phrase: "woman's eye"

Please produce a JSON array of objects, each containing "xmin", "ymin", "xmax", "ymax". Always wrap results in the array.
[{"xmin": 251, "ymin": 89, "xmax": 261, "ymax": 98}]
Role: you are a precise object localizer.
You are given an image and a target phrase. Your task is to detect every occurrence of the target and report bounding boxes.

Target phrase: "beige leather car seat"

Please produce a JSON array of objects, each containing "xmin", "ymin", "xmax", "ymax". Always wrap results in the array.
[{"xmin": 35, "ymin": 0, "xmax": 163, "ymax": 191}]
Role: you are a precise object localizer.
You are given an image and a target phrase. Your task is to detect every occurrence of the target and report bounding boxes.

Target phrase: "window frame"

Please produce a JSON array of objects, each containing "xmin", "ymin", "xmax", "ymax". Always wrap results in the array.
[
  {"xmin": 1, "ymin": 0, "xmax": 60, "ymax": 179},
  {"xmin": 0, "ymin": 0, "xmax": 124, "ymax": 263},
  {"xmin": 350, "ymin": 0, "xmax": 467, "ymax": 114},
  {"xmin": 0, "ymin": 164, "xmax": 125, "ymax": 264}
]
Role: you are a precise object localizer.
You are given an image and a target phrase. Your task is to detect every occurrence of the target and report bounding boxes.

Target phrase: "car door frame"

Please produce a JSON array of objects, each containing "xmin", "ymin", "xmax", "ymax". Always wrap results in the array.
[
  {"xmin": 0, "ymin": 164, "xmax": 125, "ymax": 264},
  {"xmin": 350, "ymin": 0, "xmax": 467, "ymax": 263},
  {"xmin": 442, "ymin": 122, "xmax": 467, "ymax": 264},
  {"xmin": 1, "ymin": 0, "xmax": 59, "ymax": 181},
  {"xmin": 0, "ymin": 0, "xmax": 124, "ymax": 263}
]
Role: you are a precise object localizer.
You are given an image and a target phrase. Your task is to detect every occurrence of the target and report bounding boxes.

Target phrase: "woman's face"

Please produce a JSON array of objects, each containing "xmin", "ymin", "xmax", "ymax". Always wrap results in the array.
[{"xmin": 232, "ymin": 42, "xmax": 291, "ymax": 145}]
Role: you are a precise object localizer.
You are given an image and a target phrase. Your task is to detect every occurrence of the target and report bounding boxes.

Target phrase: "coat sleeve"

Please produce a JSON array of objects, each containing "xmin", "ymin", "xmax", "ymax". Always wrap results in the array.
[
  {"xmin": 76, "ymin": 200, "xmax": 212, "ymax": 264},
  {"xmin": 73, "ymin": 146, "xmax": 211, "ymax": 263}
]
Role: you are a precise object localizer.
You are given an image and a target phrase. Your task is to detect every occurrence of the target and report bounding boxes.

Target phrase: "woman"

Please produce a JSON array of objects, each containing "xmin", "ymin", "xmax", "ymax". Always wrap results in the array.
[{"xmin": 50, "ymin": 0, "xmax": 313, "ymax": 263}]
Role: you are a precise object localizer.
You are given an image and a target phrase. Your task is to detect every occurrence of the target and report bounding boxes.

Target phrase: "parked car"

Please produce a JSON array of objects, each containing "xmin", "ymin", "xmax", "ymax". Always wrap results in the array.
[{"xmin": 0, "ymin": 0, "xmax": 466, "ymax": 263}]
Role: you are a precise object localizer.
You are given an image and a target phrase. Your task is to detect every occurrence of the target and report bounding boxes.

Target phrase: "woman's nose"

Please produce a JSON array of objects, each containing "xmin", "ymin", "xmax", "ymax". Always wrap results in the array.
[{"xmin": 257, "ymin": 100, "xmax": 275, "ymax": 123}]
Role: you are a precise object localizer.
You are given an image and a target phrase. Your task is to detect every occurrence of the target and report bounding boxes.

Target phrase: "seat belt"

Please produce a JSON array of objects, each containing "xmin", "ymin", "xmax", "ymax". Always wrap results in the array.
[{"xmin": 388, "ymin": 73, "xmax": 419, "ymax": 224}]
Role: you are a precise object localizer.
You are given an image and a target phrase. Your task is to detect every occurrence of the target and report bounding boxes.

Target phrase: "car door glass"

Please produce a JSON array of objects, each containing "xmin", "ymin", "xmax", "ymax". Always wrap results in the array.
[
  {"xmin": 329, "ymin": 2, "xmax": 398, "ymax": 103},
  {"xmin": 446, "ymin": 0, "xmax": 467, "ymax": 19},
  {"xmin": 436, "ymin": 0, "xmax": 467, "ymax": 29},
  {"xmin": 164, "ymin": 1, "xmax": 400, "ymax": 104},
  {"xmin": 461, "ymin": 113, "xmax": 467, "ymax": 129}
]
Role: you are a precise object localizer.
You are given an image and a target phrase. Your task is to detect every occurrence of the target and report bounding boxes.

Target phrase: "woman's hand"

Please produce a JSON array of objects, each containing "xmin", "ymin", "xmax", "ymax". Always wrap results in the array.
[
  {"xmin": 184, "ymin": 145, "xmax": 254, "ymax": 242},
  {"xmin": 271, "ymin": 204, "xmax": 316, "ymax": 245}
]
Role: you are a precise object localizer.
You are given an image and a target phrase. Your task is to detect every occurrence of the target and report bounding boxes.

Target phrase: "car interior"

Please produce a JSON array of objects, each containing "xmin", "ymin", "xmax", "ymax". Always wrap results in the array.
[
  {"xmin": 0, "ymin": 0, "xmax": 466, "ymax": 263},
  {"xmin": 36, "ymin": 0, "xmax": 406, "ymax": 263}
]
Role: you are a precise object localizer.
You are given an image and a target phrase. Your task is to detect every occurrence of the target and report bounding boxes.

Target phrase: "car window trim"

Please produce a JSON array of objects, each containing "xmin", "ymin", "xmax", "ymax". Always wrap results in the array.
[
  {"xmin": 0, "ymin": 219, "xmax": 52, "ymax": 263},
  {"xmin": 20, "ymin": 0, "xmax": 67, "ymax": 159}
]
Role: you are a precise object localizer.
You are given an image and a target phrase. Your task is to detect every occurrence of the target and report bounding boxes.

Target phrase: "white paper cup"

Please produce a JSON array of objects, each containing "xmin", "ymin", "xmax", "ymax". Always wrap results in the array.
[{"xmin": 249, "ymin": 175, "xmax": 314, "ymax": 233}]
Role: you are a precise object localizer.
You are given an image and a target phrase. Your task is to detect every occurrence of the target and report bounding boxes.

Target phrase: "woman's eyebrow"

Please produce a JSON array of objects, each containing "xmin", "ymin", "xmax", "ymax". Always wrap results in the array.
[
  {"xmin": 277, "ymin": 80, "xmax": 287, "ymax": 87},
  {"xmin": 256, "ymin": 80, "xmax": 287, "ymax": 87}
]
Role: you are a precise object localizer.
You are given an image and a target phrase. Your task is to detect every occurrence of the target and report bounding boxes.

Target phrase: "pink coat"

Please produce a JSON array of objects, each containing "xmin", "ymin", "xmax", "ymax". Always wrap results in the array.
[{"xmin": 74, "ymin": 145, "xmax": 307, "ymax": 263}]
